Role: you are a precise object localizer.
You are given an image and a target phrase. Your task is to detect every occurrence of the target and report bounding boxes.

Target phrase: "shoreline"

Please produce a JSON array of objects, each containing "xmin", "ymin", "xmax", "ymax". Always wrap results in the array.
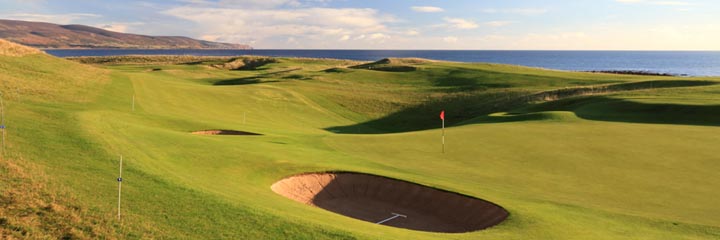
[{"xmin": 46, "ymin": 49, "xmax": 720, "ymax": 77}]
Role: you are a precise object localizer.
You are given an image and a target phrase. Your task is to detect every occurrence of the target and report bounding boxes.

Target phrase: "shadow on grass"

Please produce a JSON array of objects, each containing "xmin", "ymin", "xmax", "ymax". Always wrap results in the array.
[
  {"xmin": 547, "ymin": 97, "xmax": 720, "ymax": 126},
  {"xmin": 213, "ymin": 77, "xmax": 280, "ymax": 86},
  {"xmin": 468, "ymin": 96, "xmax": 720, "ymax": 127},
  {"xmin": 426, "ymin": 69, "xmax": 514, "ymax": 92},
  {"xmin": 325, "ymin": 91, "xmax": 531, "ymax": 134},
  {"xmin": 211, "ymin": 68, "xmax": 304, "ymax": 86},
  {"xmin": 326, "ymin": 80, "xmax": 719, "ymax": 134}
]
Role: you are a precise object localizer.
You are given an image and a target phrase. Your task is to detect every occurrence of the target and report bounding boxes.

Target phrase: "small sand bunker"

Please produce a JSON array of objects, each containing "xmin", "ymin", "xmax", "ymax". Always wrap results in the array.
[
  {"xmin": 191, "ymin": 130, "xmax": 261, "ymax": 135},
  {"xmin": 271, "ymin": 172, "xmax": 508, "ymax": 233}
]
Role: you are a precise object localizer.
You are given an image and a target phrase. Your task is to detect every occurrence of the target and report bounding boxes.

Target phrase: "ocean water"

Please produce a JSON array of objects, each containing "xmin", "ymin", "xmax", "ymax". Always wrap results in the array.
[{"xmin": 45, "ymin": 49, "xmax": 720, "ymax": 77}]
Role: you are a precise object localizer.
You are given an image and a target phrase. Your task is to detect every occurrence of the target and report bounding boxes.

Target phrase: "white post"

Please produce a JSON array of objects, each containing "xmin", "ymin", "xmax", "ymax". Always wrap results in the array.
[
  {"xmin": 117, "ymin": 155, "xmax": 123, "ymax": 220},
  {"xmin": 0, "ymin": 92, "xmax": 5, "ymax": 158}
]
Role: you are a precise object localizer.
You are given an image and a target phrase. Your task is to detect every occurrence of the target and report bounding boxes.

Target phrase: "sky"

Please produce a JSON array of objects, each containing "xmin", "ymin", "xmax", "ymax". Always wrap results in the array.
[{"xmin": 1, "ymin": 0, "xmax": 719, "ymax": 50}]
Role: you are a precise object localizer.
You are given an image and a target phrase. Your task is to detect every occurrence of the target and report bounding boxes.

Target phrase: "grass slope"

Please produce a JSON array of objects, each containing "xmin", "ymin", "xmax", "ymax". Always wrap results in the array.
[{"xmin": 2, "ymin": 53, "xmax": 720, "ymax": 239}]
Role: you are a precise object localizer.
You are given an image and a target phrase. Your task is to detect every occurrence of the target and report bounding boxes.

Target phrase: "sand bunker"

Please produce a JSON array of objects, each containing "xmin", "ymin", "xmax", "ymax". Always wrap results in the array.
[
  {"xmin": 191, "ymin": 130, "xmax": 261, "ymax": 135},
  {"xmin": 271, "ymin": 172, "xmax": 508, "ymax": 233}
]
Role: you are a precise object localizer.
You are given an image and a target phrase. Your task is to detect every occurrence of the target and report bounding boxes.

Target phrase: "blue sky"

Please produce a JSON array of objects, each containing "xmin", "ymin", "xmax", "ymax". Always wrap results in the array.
[{"xmin": 1, "ymin": 0, "xmax": 718, "ymax": 50}]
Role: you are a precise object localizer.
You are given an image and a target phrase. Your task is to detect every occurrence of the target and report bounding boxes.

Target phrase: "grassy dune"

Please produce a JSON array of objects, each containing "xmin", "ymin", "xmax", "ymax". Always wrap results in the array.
[{"xmin": 1, "ymin": 51, "xmax": 720, "ymax": 239}]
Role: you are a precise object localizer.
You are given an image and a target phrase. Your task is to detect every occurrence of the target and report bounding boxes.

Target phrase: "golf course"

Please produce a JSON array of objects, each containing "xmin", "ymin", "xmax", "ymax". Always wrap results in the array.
[{"xmin": 1, "ymin": 40, "xmax": 720, "ymax": 239}]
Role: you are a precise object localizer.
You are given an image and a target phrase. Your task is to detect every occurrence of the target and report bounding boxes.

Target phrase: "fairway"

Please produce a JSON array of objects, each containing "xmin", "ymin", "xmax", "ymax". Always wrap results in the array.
[{"xmin": 2, "ymin": 51, "xmax": 720, "ymax": 239}]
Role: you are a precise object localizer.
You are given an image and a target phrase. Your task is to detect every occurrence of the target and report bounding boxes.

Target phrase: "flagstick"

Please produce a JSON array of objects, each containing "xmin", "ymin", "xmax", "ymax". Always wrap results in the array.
[
  {"xmin": 117, "ymin": 155, "xmax": 123, "ymax": 220},
  {"xmin": 442, "ymin": 118, "xmax": 445, "ymax": 153}
]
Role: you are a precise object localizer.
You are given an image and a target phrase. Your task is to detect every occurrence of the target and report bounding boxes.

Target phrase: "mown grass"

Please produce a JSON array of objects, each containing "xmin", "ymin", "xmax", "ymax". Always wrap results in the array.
[{"xmin": 2, "ymin": 53, "xmax": 720, "ymax": 239}]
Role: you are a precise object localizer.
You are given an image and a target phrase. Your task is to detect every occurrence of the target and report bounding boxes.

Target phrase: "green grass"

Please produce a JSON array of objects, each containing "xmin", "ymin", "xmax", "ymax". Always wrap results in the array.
[{"xmin": 2, "ymin": 55, "xmax": 720, "ymax": 239}]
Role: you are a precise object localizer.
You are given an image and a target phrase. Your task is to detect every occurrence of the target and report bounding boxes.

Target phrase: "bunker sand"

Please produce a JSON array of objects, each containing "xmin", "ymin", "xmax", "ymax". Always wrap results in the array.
[{"xmin": 271, "ymin": 172, "xmax": 508, "ymax": 233}]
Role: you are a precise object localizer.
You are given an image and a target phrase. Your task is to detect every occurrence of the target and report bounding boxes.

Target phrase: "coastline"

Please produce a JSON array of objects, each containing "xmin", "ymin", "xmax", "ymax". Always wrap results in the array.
[{"xmin": 45, "ymin": 49, "xmax": 720, "ymax": 77}]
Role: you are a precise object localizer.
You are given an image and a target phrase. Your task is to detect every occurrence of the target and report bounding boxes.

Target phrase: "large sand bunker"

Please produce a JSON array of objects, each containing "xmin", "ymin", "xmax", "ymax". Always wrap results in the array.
[{"xmin": 271, "ymin": 172, "xmax": 508, "ymax": 233}]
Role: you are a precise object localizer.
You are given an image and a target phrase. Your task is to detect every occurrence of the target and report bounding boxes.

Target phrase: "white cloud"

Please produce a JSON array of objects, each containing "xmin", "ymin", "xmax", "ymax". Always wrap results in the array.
[
  {"xmin": 484, "ymin": 21, "xmax": 512, "ymax": 27},
  {"xmin": 99, "ymin": 24, "xmax": 128, "ymax": 33},
  {"xmin": 443, "ymin": 36, "xmax": 458, "ymax": 43},
  {"xmin": 95, "ymin": 22, "xmax": 144, "ymax": 33},
  {"xmin": 411, "ymin": 6, "xmax": 444, "ymax": 13},
  {"xmin": 419, "ymin": 23, "xmax": 720, "ymax": 50},
  {"xmin": 653, "ymin": 1, "xmax": 691, "ymax": 5},
  {"xmin": 615, "ymin": 0, "xmax": 692, "ymax": 5},
  {"xmin": 217, "ymin": 0, "xmax": 301, "ymax": 8},
  {"xmin": 405, "ymin": 30, "xmax": 420, "ymax": 36},
  {"xmin": 163, "ymin": 6, "xmax": 394, "ymax": 47},
  {"xmin": 339, "ymin": 35, "xmax": 350, "ymax": 41},
  {"xmin": 443, "ymin": 18, "xmax": 479, "ymax": 29},
  {"xmin": 481, "ymin": 8, "xmax": 548, "ymax": 15},
  {"xmin": 369, "ymin": 33, "xmax": 390, "ymax": 40},
  {"xmin": 0, "ymin": 13, "xmax": 101, "ymax": 24},
  {"xmin": 200, "ymin": 34, "xmax": 222, "ymax": 41}
]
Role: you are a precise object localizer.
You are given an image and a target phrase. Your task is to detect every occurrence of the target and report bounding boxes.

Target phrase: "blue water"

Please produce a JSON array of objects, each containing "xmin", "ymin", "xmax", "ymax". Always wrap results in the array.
[{"xmin": 45, "ymin": 49, "xmax": 720, "ymax": 76}]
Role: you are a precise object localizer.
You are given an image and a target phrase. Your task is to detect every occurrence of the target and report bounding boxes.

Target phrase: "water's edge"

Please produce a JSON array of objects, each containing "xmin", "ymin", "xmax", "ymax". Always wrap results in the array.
[{"xmin": 47, "ymin": 49, "xmax": 720, "ymax": 76}]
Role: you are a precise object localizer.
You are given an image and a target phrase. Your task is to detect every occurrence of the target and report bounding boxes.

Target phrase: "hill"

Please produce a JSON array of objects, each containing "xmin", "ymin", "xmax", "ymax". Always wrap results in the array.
[
  {"xmin": 1, "ymin": 53, "xmax": 720, "ymax": 239},
  {"xmin": 0, "ymin": 19, "xmax": 251, "ymax": 49}
]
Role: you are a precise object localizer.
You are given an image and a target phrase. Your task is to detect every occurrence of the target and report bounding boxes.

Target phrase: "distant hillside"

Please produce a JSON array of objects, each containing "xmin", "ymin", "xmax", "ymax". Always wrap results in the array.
[{"xmin": 0, "ymin": 19, "xmax": 251, "ymax": 49}]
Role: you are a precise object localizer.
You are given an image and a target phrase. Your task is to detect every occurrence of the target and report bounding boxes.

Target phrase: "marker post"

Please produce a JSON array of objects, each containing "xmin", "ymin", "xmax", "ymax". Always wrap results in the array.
[
  {"xmin": 0, "ymin": 92, "xmax": 5, "ymax": 158},
  {"xmin": 117, "ymin": 155, "xmax": 123, "ymax": 220}
]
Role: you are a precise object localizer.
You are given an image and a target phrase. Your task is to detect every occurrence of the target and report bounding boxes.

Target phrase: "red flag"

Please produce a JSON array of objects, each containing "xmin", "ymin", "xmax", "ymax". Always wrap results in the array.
[{"xmin": 440, "ymin": 110, "xmax": 445, "ymax": 120}]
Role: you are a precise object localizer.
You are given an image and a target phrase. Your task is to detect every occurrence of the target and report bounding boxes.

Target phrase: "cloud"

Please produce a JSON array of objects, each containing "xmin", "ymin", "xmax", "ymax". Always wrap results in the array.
[
  {"xmin": 99, "ymin": 24, "xmax": 128, "ymax": 33},
  {"xmin": 95, "ymin": 22, "xmax": 145, "ymax": 33},
  {"xmin": 217, "ymin": 0, "xmax": 301, "ymax": 8},
  {"xmin": 369, "ymin": 33, "xmax": 390, "ymax": 40},
  {"xmin": 652, "ymin": 1, "xmax": 692, "ymax": 5},
  {"xmin": 615, "ymin": 0, "xmax": 692, "ymax": 5},
  {"xmin": 163, "ymin": 6, "xmax": 394, "ymax": 47},
  {"xmin": 484, "ymin": 21, "xmax": 512, "ymax": 27},
  {"xmin": 443, "ymin": 36, "xmax": 458, "ymax": 43},
  {"xmin": 411, "ymin": 6, "xmax": 444, "ymax": 13},
  {"xmin": 0, "ymin": 13, "xmax": 101, "ymax": 24},
  {"xmin": 405, "ymin": 30, "xmax": 420, "ymax": 36},
  {"xmin": 481, "ymin": 8, "xmax": 548, "ymax": 15},
  {"xmin": 443, "ymin": 18, "xmax": 479, "ymax": 29},
  {"xmin": 215, "ymin": 0, "xmax": 335, "ymax": 9}
]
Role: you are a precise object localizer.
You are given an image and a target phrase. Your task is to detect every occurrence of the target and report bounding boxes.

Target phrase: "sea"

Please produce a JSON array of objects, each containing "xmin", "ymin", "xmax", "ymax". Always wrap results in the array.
[{"xmin": 45, "ymin": 49, "xmax": 720, "ymax": 77}]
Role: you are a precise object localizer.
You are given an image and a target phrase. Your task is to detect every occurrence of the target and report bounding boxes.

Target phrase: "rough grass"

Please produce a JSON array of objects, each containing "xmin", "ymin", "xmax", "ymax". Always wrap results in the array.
[
  {"xmin": 0, "ymin": 156, "xmax": 119, "ymax": 239},
  {"xmin": 0, "ymin": 40, "xmax": 43, "ymax": 57},
  {"xmin": 68, "ymin": 55, "xmax": 235, "ymax": 65},
  {"xmin": 0, "ymin": 54, "xmax": 109, "ymax": 102}
]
